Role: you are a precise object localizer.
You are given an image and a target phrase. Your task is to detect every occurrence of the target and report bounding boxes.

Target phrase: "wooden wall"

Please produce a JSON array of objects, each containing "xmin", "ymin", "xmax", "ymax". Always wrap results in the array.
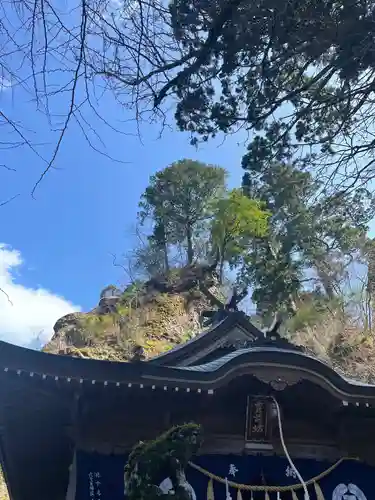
[{"xmin": 72, "ymin": 375, "xmax": 369, "ymax": 462}]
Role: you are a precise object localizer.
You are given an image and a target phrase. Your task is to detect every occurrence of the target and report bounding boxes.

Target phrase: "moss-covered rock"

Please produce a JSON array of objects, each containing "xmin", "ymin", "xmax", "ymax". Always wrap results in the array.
[
  {"xmin": 44, "ymin": 267, "xmax": 216, "ymax": 360},
  {"xmin": 0, "ymin": 468, "xmax": 9, "ymax": 500}
]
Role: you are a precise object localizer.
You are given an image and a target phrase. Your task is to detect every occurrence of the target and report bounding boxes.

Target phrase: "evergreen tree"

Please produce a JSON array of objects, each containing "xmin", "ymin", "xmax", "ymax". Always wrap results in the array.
[
  {"xmin": 241, "ymin": 161, "xmax": 375, "ymax": 316},
  {"xmin": 139, "ymin": 159, "xmax": 227, "ymax": 266},
  {"xmin": 210, "ymin": 188, "xmax": 270, "ymax": 283},
  {"xmin": 121, "ymin": 0, "xmax": 375, "ymax": 191}
]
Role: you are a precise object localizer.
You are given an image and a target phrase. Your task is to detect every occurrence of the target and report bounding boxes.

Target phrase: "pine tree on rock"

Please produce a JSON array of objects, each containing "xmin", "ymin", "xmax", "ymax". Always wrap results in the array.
[{"xmin": 139, "ymin": 159, "xmax": 227, "ymax": 266}]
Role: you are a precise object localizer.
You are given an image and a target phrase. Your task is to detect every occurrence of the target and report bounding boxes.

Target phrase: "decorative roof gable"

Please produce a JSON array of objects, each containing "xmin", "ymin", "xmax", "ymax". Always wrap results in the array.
[{"xmin": 148, "ymin": 312, "xmax": 266, "ymax": 367}]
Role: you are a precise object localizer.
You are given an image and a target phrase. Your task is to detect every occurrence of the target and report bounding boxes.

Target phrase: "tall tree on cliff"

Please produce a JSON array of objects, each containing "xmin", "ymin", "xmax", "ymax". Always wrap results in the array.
[
  {"xmin": 139, "ymin": 160, "xmax": 226, "ymax": 267},
  {"xmin": 241, "ymin": 160, "xmax": 375, "ymax": 316},
  {"xmin": 210, "ymin": 188, "xmax": 270, "ymax": 283}
]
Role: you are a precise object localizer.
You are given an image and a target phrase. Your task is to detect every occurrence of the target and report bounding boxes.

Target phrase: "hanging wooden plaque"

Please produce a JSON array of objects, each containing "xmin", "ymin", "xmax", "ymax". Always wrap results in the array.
[{"xmin": 245, "ymin": 396, "xmax": 272, "ymax": 442}]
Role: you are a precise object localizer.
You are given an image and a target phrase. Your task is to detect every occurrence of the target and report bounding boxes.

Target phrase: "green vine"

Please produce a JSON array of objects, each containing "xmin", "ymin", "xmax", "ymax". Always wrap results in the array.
[{"xmin": 124, "ymin": 423, "xmax": 203, "ymax": 500}]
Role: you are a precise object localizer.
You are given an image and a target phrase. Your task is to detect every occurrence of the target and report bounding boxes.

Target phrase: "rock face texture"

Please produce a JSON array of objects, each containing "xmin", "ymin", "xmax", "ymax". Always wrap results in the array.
[
  {"xmin": 43, "ymin": 266, "xmax": 220, "ymax": 361},
  {"xmin": 0, "ymin": 469, "xmax": 9, "ymax": 500}
]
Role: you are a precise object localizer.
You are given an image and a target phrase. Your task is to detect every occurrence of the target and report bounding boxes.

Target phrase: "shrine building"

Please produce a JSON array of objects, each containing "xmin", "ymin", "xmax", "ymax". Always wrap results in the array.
[{"xmin": 1, "ymin": 311, "xmax": 375, "ymax": 500}]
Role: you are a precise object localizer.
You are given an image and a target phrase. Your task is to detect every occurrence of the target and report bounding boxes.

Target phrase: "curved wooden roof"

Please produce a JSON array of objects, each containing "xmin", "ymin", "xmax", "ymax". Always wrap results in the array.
[
  {"xmin": 0, "ymin": 337, "xmax": 375, "ymax": 404},
  {"xmin": 149, "ymin": 312, "xmax": 265, "ymax": 366}
]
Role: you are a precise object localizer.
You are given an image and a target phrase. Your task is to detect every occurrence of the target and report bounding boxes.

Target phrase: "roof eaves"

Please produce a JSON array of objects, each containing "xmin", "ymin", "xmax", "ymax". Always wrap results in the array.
[{"xmin": 2, "ymin": 342, "xmax": 375, "ymax": 402}]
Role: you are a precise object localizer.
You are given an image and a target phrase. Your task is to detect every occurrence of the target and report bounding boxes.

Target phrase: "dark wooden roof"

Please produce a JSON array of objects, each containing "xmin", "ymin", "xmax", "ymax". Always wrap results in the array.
[{"xmin": 1, "ymin": 333, "xmax": 375, "ymax": 403}]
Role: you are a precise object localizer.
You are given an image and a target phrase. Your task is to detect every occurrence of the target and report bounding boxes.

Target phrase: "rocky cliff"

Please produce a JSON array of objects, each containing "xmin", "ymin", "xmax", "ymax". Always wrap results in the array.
[
  {"xmin": 43, "ymin": 265, "xmax": 222, "ymax": 360},
  {"xmin": 0, "ymin": 470, "xmax": 7, "ymax": 500}
]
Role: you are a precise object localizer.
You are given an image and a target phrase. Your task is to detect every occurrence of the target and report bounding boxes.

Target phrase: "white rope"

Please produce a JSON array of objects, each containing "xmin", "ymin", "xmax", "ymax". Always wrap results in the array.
[
  {"xmin": 225, "ymin": 477, "xmax": 232, "ymax": 500},
  {"xmin": 271, "ymin": 396, "xmax": 310, "ymax": 500}
]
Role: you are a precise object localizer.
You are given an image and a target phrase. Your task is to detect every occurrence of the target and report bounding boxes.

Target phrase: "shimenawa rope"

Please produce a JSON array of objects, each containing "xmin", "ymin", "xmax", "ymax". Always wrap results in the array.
[
  {"xmin": 271, "ymin": 396, "xmax": 309, "ymax": 499},
  {"xmin": 189, "ymin": 458, "xmax": 350, "ymax": 493}
]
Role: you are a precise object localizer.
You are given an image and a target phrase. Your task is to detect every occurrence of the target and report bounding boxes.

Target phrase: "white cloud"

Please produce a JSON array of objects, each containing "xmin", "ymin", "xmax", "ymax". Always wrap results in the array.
[{"xmin": 0, "ymin": 244, "xmax": 81, "ymax": 348}]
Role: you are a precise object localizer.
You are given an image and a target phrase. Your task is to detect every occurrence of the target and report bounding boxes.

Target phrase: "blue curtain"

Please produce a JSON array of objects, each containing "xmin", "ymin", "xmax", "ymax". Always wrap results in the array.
[{"xmin": 75, "ymin": 451, "xmax": 373, "ymax": 500}]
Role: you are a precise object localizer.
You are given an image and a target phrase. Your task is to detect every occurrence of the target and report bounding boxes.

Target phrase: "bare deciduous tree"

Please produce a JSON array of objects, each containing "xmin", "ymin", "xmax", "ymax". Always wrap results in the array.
[
  {"xmin": 7, "ymin": 0, "xmax": 375, "ymax": 196},
  {"xmin": 1, "ymin": 0, "xmax": 177, "ymax": 192}
]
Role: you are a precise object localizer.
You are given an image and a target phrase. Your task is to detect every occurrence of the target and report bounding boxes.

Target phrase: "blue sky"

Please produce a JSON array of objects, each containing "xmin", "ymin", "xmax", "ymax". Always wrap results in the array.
[
  {"xmin": 0, "ymin": 80, "xmax": 248, "ymax": 346},
  {"xmin": 0, "ymin": 60, "xmax": 374, "ymax": 347}
]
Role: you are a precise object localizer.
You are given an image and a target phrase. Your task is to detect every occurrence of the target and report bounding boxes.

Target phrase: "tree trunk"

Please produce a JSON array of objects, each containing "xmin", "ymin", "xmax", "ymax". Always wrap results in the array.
[
  {"xmin": 219, "ymin": 258, "xmax": 225, "ymax": 284},
  {"xmin": 186, "ymin": 224, "xmax": 194, "ymax": 264},
  {"xmin": 163, "ymin": 244, "xmax": 169, "ymax": 273},
  {"xmin": 315, "ymin": 266, "xmax": 335, "ymax": 299},
  {"xmin": 156, "ymin": 220, "xmax": 169, "ymax": 273},
  {"xmin": 288, "ymin": 294, "xmax": 298, "ymax": 314},
  {"xmin": 218, "ymin": 236, "xmax": 228, "ymax": 284},
  {"xmin": 160, "ymin": 222, "xmax": 170, "ymax": 273}
]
